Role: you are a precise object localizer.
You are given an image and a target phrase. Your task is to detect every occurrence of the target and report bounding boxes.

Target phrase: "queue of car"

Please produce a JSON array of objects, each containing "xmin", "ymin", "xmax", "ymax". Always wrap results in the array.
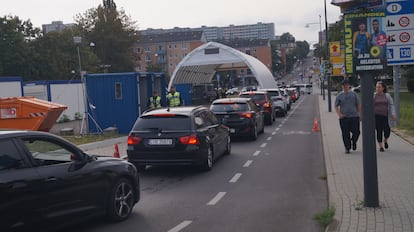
[{"xmin": 0, "ymin": 83, "xmax": 310, "ymax": 231}]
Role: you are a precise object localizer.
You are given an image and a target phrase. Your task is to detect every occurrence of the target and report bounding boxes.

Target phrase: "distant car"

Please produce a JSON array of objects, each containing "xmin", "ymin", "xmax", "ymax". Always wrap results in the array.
[
  {"xmin": 210, "ymin": 97, "xmax": 265, "ymax": 140},
  {"xmin": 225, "ymin": 87, "xmax": 240, "ymax": 95},
  {"xmin": 261, "ymin": 88, "xmax": 288, "ymax": 117},
  {"xmin": 239, "ymin": 91, "xmax": 275, "ymax": 125},
  {"xmin": 127, "ymin": 106, "xmax": 231, "ymax": 171},
  {"xmin": 240, "ymin": 85, "xmax": 258, "ymax": 93},
  {"xmin": 0, "ymin": 130, "xmax": 140, "ymax": 232}
]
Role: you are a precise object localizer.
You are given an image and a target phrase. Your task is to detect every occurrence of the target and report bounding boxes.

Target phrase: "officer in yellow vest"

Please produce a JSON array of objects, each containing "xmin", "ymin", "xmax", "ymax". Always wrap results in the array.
[
  {"xmin": 166, "ymin": 85, "xmax": 182, "ymax": 107},
  {"xmin": 148, "ymin": 90, "xmax": 162, "ymax": 109}
]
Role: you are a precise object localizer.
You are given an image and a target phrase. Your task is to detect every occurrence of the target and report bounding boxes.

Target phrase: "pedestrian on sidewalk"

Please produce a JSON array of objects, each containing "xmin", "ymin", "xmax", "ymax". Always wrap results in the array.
[
  {"xmin": 374, "ymin": 81, "xmax": 397, "ymax": 152},
  {"xmin": 335, "ymin": 79, "xmax": 362, "ymax": 153}
]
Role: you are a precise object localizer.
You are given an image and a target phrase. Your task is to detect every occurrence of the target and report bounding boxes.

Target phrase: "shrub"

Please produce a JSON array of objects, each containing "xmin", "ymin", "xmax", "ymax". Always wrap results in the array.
[{"xmin": 313, "ymin": 206, "xmax": 335, "ymax": 227}]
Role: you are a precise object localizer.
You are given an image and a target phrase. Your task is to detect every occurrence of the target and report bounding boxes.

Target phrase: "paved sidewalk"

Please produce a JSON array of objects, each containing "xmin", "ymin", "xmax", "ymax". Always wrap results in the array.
[{"xmin": 318, "ymin": 94, "xmax": 414, "ymax": 232}]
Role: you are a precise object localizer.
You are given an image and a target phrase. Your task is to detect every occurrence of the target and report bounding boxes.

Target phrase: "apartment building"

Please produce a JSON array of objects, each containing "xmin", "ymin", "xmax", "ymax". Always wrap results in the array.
[
  {"xmin": 142, "ymin": 22, "xmax": 275, "ymax": 41},
  {"xmin": 134, "ymin": 31, "xmax": 207, "ymax": 76},
  {"xmin": 42, "ymin": 21, "xmax": 76, "ymax": 34}
]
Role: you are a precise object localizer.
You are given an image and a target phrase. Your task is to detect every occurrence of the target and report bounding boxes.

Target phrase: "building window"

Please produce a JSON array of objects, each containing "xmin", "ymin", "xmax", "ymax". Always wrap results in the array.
[
  {"xmin": 115, "ymin": 82, "xmax": 122, "ymax": 100},
  {"xmin": 182, "ymin": 43, "xmax": 188, "ymax": 50},
  {"xmin": 145, "ymin": 55, "xmax": 151, "ymax": 62},
  {"xmin": 144, "ymin": 47, "xmax": 151, "ymax": 52}
]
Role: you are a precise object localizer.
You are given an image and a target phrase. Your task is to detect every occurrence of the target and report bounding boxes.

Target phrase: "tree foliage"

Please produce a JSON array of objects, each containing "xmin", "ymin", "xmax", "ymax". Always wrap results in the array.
[
  {"xmin": 75, "ymin": 0, "xmax": 139, "ymax": 72},
  {"xmin": 0, "ymin": 16, "xmax": 40, "ymax": 78}
]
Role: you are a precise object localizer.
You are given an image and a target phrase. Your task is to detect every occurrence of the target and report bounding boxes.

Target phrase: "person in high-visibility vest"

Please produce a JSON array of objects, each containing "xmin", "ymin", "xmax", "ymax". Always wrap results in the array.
[
  {"xmin": 147, "ymin": 90, "xmax": 162, "ymax": 109},
  {"xmin": 166, "ymin": 85, "xmax": 182, "ymax": 107}
]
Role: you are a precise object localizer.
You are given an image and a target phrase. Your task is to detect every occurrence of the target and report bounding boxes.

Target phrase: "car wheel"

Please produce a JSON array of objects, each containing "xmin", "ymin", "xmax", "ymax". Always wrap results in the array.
[
  {"xmin": 107, "ymin": 178, "xmax": 135, "ymax": 222},
  {"xmin": 201, "ymin": 146, "xmax": 214, "ymax": 171},
  {"xmin": 250, "ymin": 125, "xmax": 258, "ymax": 140},
  {"xmin": 224, "ymin": 136, "xmax": 231, "ymax": 155}
]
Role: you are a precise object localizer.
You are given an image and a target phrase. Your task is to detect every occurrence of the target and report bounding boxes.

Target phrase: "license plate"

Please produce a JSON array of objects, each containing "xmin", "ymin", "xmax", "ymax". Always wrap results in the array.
[
  {"xmin": 148, "ymin": 139, "xmax": 173, "ymax": 145},
  {"xmin": 229, "ymin": 128, "xmax": 235, "ymax": 133}
]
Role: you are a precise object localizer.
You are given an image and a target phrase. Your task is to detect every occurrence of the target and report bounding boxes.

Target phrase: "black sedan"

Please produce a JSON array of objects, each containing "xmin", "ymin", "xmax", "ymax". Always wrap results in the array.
[
  {"xmin": 0, "ymin": 130, "xmax": 140, "ymax": 232},
  {"xmin": 127, "ymin": 106, "xmax": 231, "ymax": 171},
  {"xmin": 210, "ymin": 98, "xmax": 265, "ymax": 140}
]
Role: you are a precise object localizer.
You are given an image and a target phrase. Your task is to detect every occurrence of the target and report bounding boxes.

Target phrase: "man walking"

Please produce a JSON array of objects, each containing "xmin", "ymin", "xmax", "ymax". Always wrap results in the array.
[{"xmin": 335, "ymin": 79, "xmax": 362, "ymax": 153}]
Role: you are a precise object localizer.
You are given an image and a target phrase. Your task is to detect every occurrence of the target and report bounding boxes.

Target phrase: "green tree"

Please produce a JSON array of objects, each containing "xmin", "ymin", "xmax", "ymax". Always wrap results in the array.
[
  {"xmin": 75, "ymin": 0, "xmax": 139, "ymax": 72},
  {"xmin": 0, "ymin": 16, "xmax": 40, "ymax": 78},
  {"xmin": 29, "ymin": 29, "xmax": 100, "ymax": 80}
]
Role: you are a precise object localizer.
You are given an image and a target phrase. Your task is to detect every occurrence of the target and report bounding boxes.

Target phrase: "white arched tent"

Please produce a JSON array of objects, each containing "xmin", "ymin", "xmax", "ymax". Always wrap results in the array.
[{"xmin": 168, "ymin": 41, "xmax": 277, "ymax": 90}]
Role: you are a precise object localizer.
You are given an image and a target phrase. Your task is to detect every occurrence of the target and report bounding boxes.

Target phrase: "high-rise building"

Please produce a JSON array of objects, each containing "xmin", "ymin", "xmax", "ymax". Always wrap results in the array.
[
  {"xmin": 141, "ymin": 22, "xmax": 275, "ymax": 41},
  {"xmin": 42, "ymin": 21, "xmax": 76, "ymax": 34}
]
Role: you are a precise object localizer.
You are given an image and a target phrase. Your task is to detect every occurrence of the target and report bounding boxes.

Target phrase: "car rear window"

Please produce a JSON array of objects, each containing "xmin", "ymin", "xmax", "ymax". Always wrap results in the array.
[
  {"xmin": 240, "ymin": 94, "xmax": 265, "ymax": 104},
  {"xmin": 133, "ymin": 115, "xmax": 192, "ymax": 130},
  {"xmin": 266, "ymin": 91, "xmax": 280, "ymax": 97},
  {"xmin": 211, "ymin": 103, "xmax": 248, "ymax": 112}
]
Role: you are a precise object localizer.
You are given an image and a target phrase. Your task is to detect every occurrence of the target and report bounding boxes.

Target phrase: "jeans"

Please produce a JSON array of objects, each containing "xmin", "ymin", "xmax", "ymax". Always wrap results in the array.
[{"xmin": 339, "ymin": 117, "xmax": 360, "ymax": 150}]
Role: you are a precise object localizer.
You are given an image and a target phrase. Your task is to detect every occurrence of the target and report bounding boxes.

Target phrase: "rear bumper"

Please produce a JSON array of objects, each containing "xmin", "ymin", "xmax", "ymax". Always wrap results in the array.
[{"xmin": 127, "ymin": 146, "xmax": 207, "ymax": 166}]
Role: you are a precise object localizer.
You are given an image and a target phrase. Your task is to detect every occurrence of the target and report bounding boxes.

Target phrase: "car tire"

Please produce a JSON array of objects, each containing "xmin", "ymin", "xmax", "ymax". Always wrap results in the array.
[
  {"xmin": 250, "ymin": 125, "xmax": 258, "ymax": 140},
  {"xmin": 106, "ymin": 178, "xmax": 135, "ymax": 222},
  {"xmin": 224, "ymin": 136, "xmax": 231, "ymax": 155},
  {"xmin": 201, "ymin": 146, "xmax": 214, "ymax": 171}
]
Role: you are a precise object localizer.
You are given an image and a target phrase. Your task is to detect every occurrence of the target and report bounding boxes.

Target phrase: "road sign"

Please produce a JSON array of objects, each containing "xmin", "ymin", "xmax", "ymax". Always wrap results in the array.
[{"xmin": 386, "ymin": 0, "xmax": 414, "ymax": 65}]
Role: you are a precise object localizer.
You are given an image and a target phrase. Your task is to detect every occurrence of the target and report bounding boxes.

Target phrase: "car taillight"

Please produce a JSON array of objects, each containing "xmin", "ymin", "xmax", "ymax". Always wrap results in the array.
[
  {"xmin": 264, "ymin": 102, "xmax": 271, "ymax": 108},
  {"xmin": 179, "ymin": 134, "xmax": 200, "ymax": 145},
  {"xmin": 239, "ymin": 112, "xmax": 252, "ymax": 118},
  {"xmin": 128, "ymin": 135, "xmax": 142, "ymax": 145}
]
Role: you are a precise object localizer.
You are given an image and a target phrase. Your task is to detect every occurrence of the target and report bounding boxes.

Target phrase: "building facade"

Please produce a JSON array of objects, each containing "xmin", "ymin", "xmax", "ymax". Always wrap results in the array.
[
  {"xmin": 134, "ymin": 31, "xmax": 207, "ymax": 76},
  {"xmin": 42, "ymin": 21, "xmax": 76, "ymax": 34},
  {"xmin": 142, "ymin": 22, "xmax": 275, "ymax": 41}
]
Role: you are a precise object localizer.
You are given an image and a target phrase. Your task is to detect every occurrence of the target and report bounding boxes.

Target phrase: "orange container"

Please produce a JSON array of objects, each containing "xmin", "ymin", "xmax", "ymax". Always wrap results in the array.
[{"xmin": 0, "ymin": 96, "xmax": 68, "ymax": 132}]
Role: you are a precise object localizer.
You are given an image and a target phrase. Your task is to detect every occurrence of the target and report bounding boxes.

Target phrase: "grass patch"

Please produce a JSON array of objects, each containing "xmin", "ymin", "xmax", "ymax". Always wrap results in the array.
[
  {"xmin": 61, "ymin": 134, "xmax": 125, "ymax": 145},
  {"xmin": 313, "ymin": 206, "xmax": 335, "ymax": 227},
  {"xmin": 395, "ymin": 92, "xmax": 414, "ymax": 136}
]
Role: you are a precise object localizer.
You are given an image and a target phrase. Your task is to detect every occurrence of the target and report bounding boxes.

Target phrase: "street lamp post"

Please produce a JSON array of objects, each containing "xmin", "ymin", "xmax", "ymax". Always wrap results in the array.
[
  {"xmin": 305, "ymin": 16, "xmax": 325, "ymax": 99},
  {"xmin": 324, "ymin": 0, "xmax": 332, "ymax": 112},
  {"xmin": 73, "ymin": 36, "xmax": 88, "ymax": 136}
]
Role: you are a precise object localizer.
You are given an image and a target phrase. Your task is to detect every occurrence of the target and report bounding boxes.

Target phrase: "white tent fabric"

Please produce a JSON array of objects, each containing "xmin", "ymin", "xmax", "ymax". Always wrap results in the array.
[{"xmin": 168, "ymin": 42, "xmax": 278, "ymax": 90}]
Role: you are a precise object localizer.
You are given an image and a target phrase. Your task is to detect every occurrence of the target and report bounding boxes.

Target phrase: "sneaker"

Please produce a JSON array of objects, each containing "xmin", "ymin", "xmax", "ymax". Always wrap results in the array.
[
  {"xmin": 384, "ymin": 142, "xmax": 389, "ymax": 149},
  {"xmin": 379, "ymin": 147, "xmax": 385, "ymax": 152},
  {"xmin": 352, "ymin": 142, "xmax": 357, "ymax": 151},
  {"xmin": 345, "ymin": 149, "xmax": 350, "ymax": 154}
]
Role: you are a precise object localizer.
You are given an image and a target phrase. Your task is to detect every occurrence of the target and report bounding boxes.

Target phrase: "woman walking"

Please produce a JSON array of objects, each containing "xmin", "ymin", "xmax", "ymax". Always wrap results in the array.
[{"xmin": 374, "ymin": 81, "xmax": 397, "ymax": 152}]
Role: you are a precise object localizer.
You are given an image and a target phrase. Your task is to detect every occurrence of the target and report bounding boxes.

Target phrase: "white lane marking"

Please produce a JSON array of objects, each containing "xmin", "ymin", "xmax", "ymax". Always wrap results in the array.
[
  {"xmin": 272, "ymin": 132, "xmax": 277, "ymax": 135},
  {"xmin": 267, "ymin": 137, "xmax": 272, "ymax": 141},
  {"xmin": 260, "ymin": 143, "xmax": 267, "ymax": 148},
  {"xmin": 243, "ymin": 160, "xmax": 253, "ymax": 167},
  {"xmin": 207, "ymin": 192, "xmax": 226, "ymax": 205},
  {"xmin": 253, "ymin": 150, "xmax": 261, "ymax": 156},
  {"xmin": 229, "ymin": 173, "xmax": 242, "ymax": 183},
  {"xmin": 168, "ymin": 220, "xmax": 192, "ymax": 232},
  {"xmin": 275, "ymin": 127, "xmax": 280, "ymax": 131}
]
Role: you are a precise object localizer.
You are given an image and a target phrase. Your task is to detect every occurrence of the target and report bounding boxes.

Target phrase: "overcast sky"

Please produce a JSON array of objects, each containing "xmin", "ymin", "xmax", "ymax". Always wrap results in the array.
[{"xmin": 1, "ymin": 0, "xmax": 342, "ymax": 45}]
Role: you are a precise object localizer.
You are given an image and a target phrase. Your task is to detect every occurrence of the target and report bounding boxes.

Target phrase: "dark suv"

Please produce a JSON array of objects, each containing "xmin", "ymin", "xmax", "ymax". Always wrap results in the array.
[
  {"xmin": 210, "ymin": 98, "xmax": 264, "ymax": 140},
  {"xmin": 239, "ymin": 91, "xmax": 275, "ymax": 125},
  {"xmin": 127, "ymin": 106, "xmax": 231, "ymax": 171}
]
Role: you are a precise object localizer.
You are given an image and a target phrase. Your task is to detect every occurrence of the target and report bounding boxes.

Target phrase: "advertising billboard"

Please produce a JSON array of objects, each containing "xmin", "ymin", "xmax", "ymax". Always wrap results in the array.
[{"xmin": 344, "ymin": 11, "xmax": 387, "ymax": 74}]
